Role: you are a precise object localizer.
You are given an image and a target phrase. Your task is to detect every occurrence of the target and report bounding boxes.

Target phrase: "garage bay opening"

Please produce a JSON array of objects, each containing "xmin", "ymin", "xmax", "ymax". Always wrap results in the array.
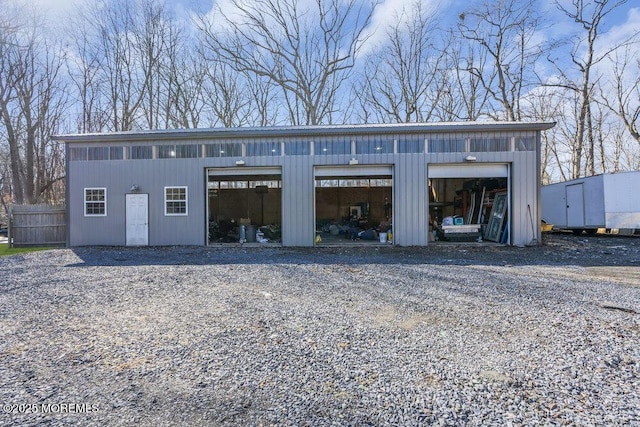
[
  {"xmin": 207, "ymin": 168, "xmax": 282, "ymax": 244},
  {"xmin": 428, "ymin": 164, "xmax": 510, "ymax": 244},
  {"xmin": 315, "ymin": 166, "xmax": 393, "ymax": 245}
]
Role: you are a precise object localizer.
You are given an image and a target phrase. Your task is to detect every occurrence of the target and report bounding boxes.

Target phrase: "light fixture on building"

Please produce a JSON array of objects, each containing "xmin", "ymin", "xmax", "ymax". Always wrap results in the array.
[
  {"xmin": 130, "ymin": 184, "xmax": 140, "ymax": 192},
  {"xmin": 348, "ymin": 158, "xmax": 359, "ymax": 165},
  {"xmin": 235, "ymin": 160, "xmax": 245, "ymax": 166},
  {"xmin": 464, "ymin": 155, "xmax": 477, "ymax": 162}
]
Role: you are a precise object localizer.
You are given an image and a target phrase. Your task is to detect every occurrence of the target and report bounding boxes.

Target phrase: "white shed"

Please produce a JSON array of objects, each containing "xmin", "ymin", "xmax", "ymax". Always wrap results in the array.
[{"xmin": 541, "ymin": 171, "xmax": 640, "ymax": 234}]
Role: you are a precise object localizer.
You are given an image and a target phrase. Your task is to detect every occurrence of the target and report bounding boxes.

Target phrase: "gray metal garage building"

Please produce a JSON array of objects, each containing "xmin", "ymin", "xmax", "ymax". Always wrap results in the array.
[{"xmin": 55, "ymin": 121, "xmax": 554, "ymax": 247}]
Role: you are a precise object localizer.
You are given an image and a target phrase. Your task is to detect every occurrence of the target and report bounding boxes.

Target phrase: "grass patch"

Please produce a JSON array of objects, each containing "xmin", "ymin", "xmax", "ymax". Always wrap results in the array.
[{"xmin": 0, "ymin": 243, "xmax": 56, "ymax": 257}]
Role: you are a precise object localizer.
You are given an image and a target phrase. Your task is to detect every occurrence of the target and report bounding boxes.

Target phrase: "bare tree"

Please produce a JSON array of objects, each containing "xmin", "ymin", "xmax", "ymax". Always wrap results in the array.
[
  {"xmin": 69, "ymin": 0, "xmax": 193, "ymax": 131},
  {"xmin": 458, "ymin": 0, "xmax": 544, "ymax": 121},
  {"xmin": 0, "ymin": 8, "xmax": 19, "ymax": 215},
  {"xmin": 0, "ymin": 9, "xmax": 24, "ymax": 204},
  {"xmin": 355, "ymin": 2, "xmax": 448, "ymax": 123},
  {"xmin": 66, "ymin": 16, "xmax": 109, "ymax": 133},
  {"xmin": 77, "ymin": 0, "xmax": 166, "ymax": 131},
  {"xmin": 601, "ymin": 46, "xmax": 640, "ymax": 144},
  {"xmin": 586, "ymin": 100, "xmax": 618, "ymax": 175},
  {"xmin": 245, "ymin": 74, "xmax": 280, "ymax": 127},
  {"xmin": 0, "ymin": 7, "xmax": 68, "ymax": 205},
  {"xmin": 136, "ymin": 1, "xmax": 186, "ymax": 130},
  {"xmin": 549, "ymin": 0, "xmax": 631, "ymax": 178},
  {"xmin": 439, "ymin": 29, "xmax": 492, "ymax": 121},
  {"xmin": 198, "ymin": 0, "xmax": 378, "ymax": 126},
  {"xmin": 201, "ymin": 61, "xmax": 252, "ymax": 128},
  {"xmin": 164, "ymin": 48, "xmax": 208, "ymax": 128},
  {"xmin": 521, "ymin": 86, "xmax": 565, "ymax": 183}
]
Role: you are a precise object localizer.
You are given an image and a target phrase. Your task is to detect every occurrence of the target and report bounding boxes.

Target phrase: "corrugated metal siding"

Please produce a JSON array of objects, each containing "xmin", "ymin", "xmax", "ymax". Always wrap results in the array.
[
  {"xmin": 510, "ymin": 152, "xmax": 538, "ymax": 246},
  {"xmin": 150, "ymin": 159, "xmax": 204, "ymax": 245},
  {"xmin": 395, "ymin": 154, "xmax": 429, "ymax": 246},
  {"xmin": 69, "ymin": 159, "xmax": 206, "ymax": 246},
  {"xmin": 69, "ymin": 161, "xmax": 131, "ymax": 246},
  {"xmin": 283, "ymin": 155, "xmax": 314, "ymax": 246},
  {"xmin": 66, "ymin": 127, "xmax": 546, "ymax": 247}
]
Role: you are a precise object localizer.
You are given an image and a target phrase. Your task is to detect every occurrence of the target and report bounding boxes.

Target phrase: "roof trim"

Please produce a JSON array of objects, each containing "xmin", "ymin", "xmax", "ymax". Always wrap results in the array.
[{"xmin": 53, "ymin": 121, "xmax": 556, "ymax": 143}]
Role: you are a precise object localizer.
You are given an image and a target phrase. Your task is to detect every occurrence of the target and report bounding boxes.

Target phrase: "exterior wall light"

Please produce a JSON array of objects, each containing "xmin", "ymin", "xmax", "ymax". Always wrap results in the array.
[
  {"xmin": 348, "ymin": 158, "xmax": 359, "ymax": 165},
  {"xmin": 464, "ymin": 155, "xmax": 477, "ymax": 162},
  {"xmin": 130, "ymin": 184, "xmax": 140, "ymax": 192},
  {"xmin": 235, "ymin": 160, "xmax": 246, "ymax": 166}
]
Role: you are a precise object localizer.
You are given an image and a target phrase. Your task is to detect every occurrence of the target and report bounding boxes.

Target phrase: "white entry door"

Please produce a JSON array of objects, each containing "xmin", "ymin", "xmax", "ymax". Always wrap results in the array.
[
  {"xmin": 126, "ymin": 193, "xmax": 149, "ymax": 246},
  {"xmin": 566, "ymin": 183, "xmax": 585, "ymax": 228}
]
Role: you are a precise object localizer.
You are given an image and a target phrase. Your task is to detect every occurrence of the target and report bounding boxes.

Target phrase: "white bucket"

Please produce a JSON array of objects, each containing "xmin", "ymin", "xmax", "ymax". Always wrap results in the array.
[{"xmin": 379, "ymin": 232, "xmax": 387, "ymax": 243}]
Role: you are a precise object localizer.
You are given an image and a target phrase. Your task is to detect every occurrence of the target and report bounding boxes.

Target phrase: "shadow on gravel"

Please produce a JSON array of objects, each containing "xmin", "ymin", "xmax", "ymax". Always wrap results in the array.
[{"xmin": 65, "ymin": 234, "xmax": 640, "ymax": 268}]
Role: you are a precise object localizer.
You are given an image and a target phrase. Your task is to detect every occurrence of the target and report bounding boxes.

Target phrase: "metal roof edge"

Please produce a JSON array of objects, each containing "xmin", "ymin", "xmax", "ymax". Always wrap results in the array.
[{"xmin": 53, "ymin": 121, "xmax": 557, "ymax": 143}]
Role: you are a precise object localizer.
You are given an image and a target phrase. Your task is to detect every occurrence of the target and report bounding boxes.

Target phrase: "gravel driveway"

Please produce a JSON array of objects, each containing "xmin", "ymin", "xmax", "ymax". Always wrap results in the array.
[{"xmin": 1, "ymin": 234, "xmax": 639, "ymax": 426}]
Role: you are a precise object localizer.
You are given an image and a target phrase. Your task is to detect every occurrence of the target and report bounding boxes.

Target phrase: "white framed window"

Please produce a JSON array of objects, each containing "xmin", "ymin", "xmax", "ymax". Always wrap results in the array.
[
  {"xmin": 84, "ymin": 188, "xmax": 107, "ymax": 216},
  {"xmin": 165, "ymin": 186, "xmax": 188, "ymax": 216}
]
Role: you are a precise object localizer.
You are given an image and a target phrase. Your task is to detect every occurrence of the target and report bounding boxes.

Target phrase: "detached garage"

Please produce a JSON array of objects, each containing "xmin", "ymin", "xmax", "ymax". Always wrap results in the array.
[{"xmin": 55, "ymin": 121, "xmax": 554, "ymax": 247}]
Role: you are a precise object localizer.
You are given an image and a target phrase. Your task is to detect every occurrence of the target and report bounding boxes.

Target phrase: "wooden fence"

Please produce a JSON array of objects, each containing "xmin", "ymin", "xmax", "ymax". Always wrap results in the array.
[{"xmin": 9, "ymin": 205, "xmax": 66, "ymax": 247}]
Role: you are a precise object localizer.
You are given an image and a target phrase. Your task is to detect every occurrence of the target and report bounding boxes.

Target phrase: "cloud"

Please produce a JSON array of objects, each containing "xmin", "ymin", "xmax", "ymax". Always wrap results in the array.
[
  {"xmin": 359, "ymin": 0, "xmax": 443, "ymax": 56},
  {"xmin": 596, "ymin": 7, "xmax": 640, "ymax": 57},
  {"xmin": 7, "ymin": 0, "xmax": 78, "ymax": 22}
]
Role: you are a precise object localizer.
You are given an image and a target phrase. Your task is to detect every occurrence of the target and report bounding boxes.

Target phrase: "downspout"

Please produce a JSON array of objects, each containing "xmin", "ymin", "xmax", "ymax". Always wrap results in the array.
[
  {"xmin": 535, "ymin": 131, "xmax": 542, "ymax": 246},
  {"xmin": 65, "ymin": 142, "xmax": 70, "ymax": 248}
]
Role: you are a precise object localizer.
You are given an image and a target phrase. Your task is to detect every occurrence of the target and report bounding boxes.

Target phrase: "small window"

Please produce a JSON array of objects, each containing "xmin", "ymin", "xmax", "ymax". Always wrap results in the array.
[
  {"xmin": 128, "ymin": 146, "xmax": 153, "ymax": 159},
  {"xmin": 469, "ymin": 137, "xmax": 511, "ymax": 152},
  {"xmin": 69, "ymin": 147, "xmax": 88, "ymax": 161},
  {"xmin": 428, "ymin": 139, "xmax": 466, "ymax": 153},
  {"xmin": 285, "ymin": 141, "xmax": 310, "ymax": 155},
  {"xmin": 515, "ymin": 136, "xmax": 535, "ymax": 151},
  {"xmin": 158, "ymin": 145, "xmax": 176, "ymax": 159},
  {"xmin": 110, "ymin": 147, "xmax": 124, "ymax": 160},
  {"xmin": 246, "ymin": 142, "xmax": 281, "ymax": 157},
  {"xmin": 370, "ymin": 178, "xmax": 393, "ymax": 187},
  {"xmin": 249, "ymin": 180, "xmax": 281, "ymax": 189},
  {"xmin": 175, "ymin": 144, "xmax": 201, "ymax": 158},
  {"xmin": 315, "ymin": 141, "xmax": 350, "ymax": 155},
  {"xmin": 88, "ymin": 147, "xmax": 110, "ymax": 161},
  {"xmin": 205, "ymin": 143, "xmax": 242, "ymax": 157},
  {"xmin": 84, "ymin": 188, "xmax": 106, "ymax": 216},
  {"xmin": 219, "ymin": 181, "xmax": 248, "ymax": 189},
  {"xmin": 355, "ymin": 140, "xmax": 393, "ymax": 154},
  {"xmin": 159, "ymin": 144, "xmax": 201, "ymax": 158},
  {"xmin": 398, "ymin": 139, "xmax": 423, "ymax": 153},
  {"xmin": 165, "ymin": 186, "xmax": 188, "ymax": 216}
]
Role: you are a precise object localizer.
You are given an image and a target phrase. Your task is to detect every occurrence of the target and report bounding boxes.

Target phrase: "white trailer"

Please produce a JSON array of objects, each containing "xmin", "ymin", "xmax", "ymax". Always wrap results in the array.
[{"xmin": 541, "ymin": 171, "xmax": 640, "ymax": 234}]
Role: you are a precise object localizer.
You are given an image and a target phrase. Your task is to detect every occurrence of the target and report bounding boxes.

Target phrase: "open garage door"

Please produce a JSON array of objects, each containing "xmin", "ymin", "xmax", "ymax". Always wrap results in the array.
[
  {"xmin": 314, "ymin": 165, "xmax": 393, "ymax": 246},
  {"xmin": 207, "ymin": 167, "xmax": 282, "ymax": 244},
  {"xmin": 428, "ymin": 164, "xmax": 510, "ymax": 244}
]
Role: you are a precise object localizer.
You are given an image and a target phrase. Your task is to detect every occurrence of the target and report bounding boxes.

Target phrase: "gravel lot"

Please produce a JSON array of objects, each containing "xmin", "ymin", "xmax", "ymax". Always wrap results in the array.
[{"xmin": 1, "ymin": 233, "xmax": 639, "ymax": 426}]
